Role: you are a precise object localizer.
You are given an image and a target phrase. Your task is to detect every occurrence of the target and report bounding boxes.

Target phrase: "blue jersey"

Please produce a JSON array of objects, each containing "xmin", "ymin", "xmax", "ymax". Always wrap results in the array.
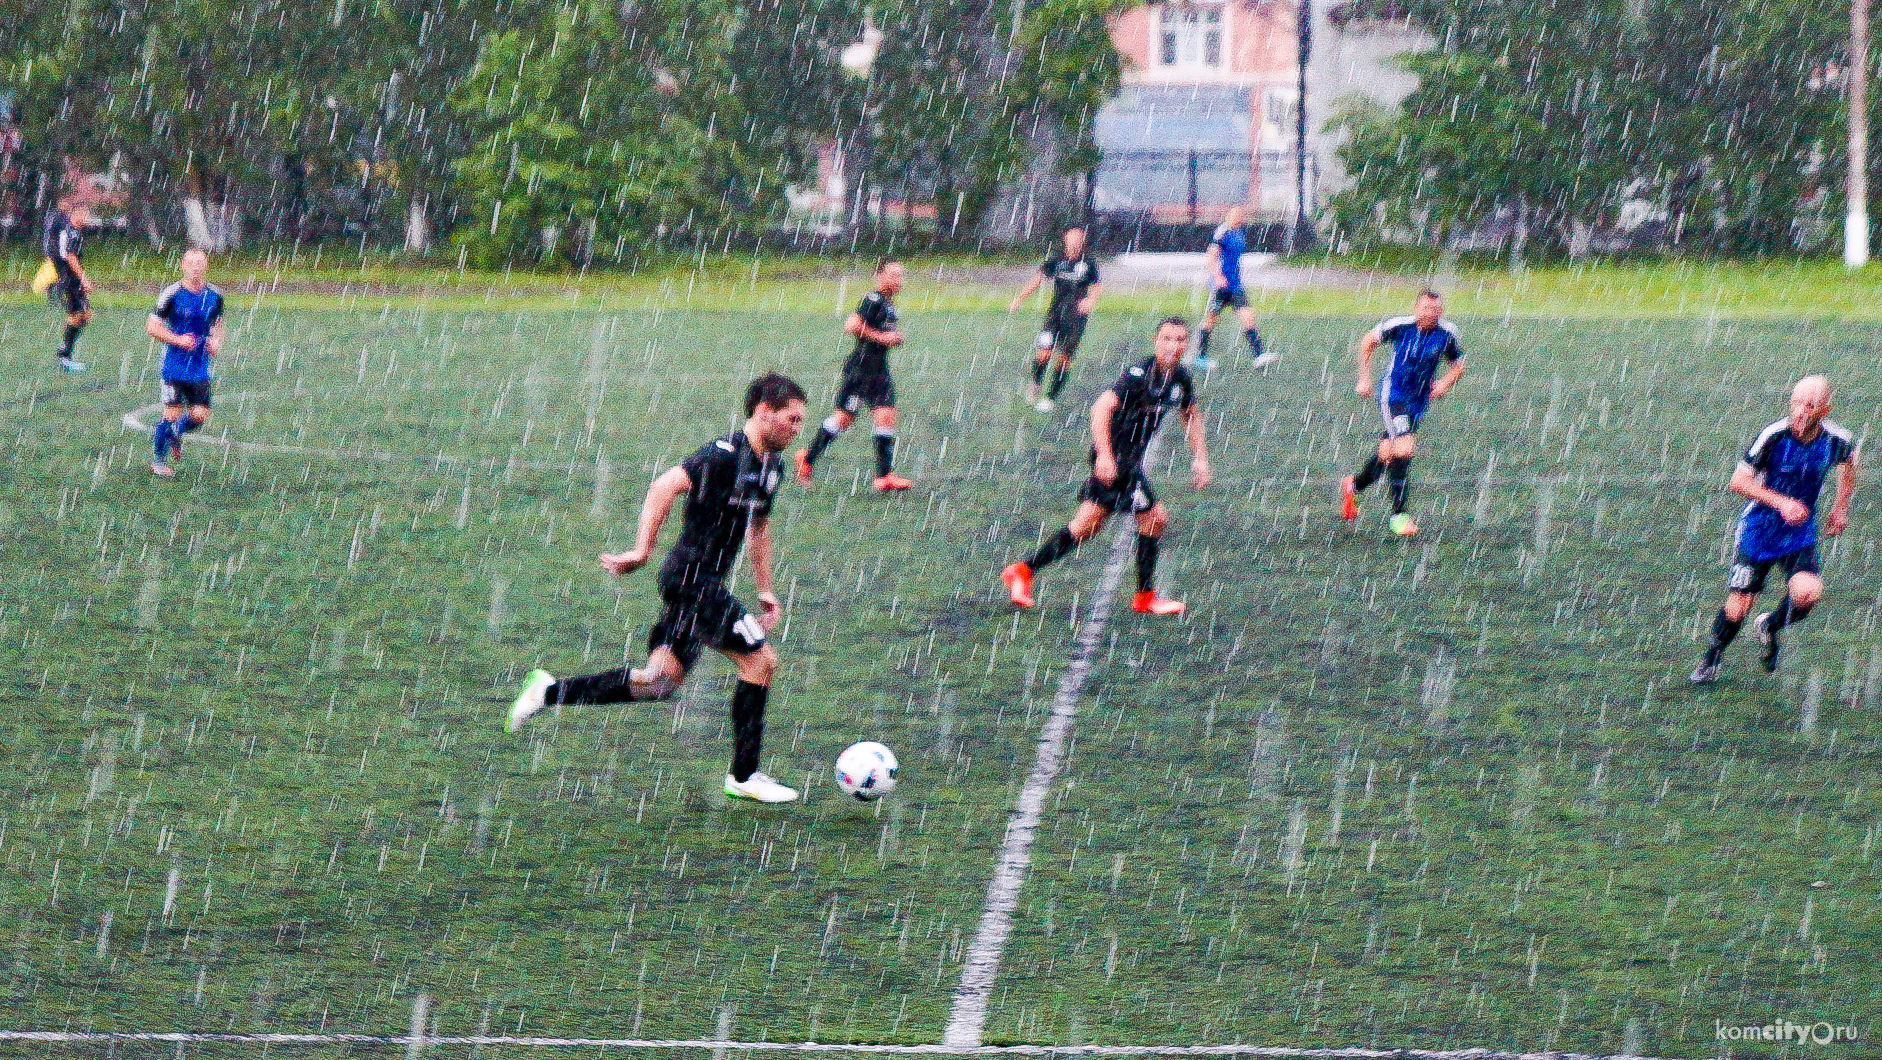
[
  {"xmin": 1735, "ymin": 419, "xmax": 1856, "ymax": 562},
  {"xmin": 1372, "ymin": 316, "xmax": 1464, "ymax": 408},
  {"xmin": 153, "ymin": 281, "xmax": 225, "ymax": 383},
  {"xmin": 1211, "ymin": 223, "xmax": 1247, "ymax": 292}
]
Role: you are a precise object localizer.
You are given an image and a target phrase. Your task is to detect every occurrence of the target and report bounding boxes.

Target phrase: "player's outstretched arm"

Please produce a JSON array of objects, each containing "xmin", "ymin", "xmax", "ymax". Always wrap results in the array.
[
  {"xmin": 1079, "ymin": 283, "xmax": 1102, "ymax": 316},
  {"xmin": 1728, "ymin": 465, "xmax": 1810, "ymax": 526},
  {"xmin": 1429, "ymin": 358, "xmax": 1466, "ymax": 400},
  {"xmin": 602, "ymin": 466, "xmax": 691, "ymax": 574},
  {"xmin": 1355, "ymin": 331, "xmax": 1379, "ymax": 396},
  {"xmin": 207, "ymin": 319, "xmax": 226, "ymax": 357},
  {"xmin": 1183, "ymin": 404, "xmax": 1211, "ymax": 488},
  {"xmin": 1090, "ymin": 390, "xmax": 1120, "ymax": 483},
  {"xmin": 748, "ymin": 516, "xmax": 782, "ymax": 629},
  {"xmin": 1009, "ymin": 274, "xmax": 1043, "ymax": 312},
  {"xmin": 1827, "ymin": 457, "xmax": 1858, "ymax": 536}
]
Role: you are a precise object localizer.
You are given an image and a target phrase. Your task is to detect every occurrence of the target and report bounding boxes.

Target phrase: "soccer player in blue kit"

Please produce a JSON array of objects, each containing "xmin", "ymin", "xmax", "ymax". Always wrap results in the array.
[
  {"xmin": 1691, "ymin": 375, "xmax": 1857, "ymax": 683},
  {"xmin": 1340, "ymin": 289, "xmax": 1465, "ymax": 537},
  {"xmin": 145, "ymin": 249, "xmax": 225, "ymax": 478},
  {"xmin": 1196, "ymin": 206, "xmax": 1272, "ymax": 371}
]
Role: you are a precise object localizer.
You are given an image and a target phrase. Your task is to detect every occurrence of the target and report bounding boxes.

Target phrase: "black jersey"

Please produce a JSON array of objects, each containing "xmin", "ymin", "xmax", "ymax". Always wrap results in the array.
[
  {"xmin": 43, "ymin": 209, "xmax": 83, "ymax": 274},
  {"xmin": 1099, "ymin": 358, "xmax": 1195, "ymax": 469},
  {"xmin": 659, "ymin": 431, "xmax": 785, "ymax": 588},
  {"xmin": 1041, "ymin": 254, "xmax": 1099, "ymax": 314},
  {"xmin": 843, "ymin": 289, "xmax": 899, "ymax": 375}
]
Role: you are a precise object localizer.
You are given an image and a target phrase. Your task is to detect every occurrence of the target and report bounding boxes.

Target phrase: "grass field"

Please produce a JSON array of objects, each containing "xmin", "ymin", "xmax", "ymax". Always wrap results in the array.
[{"xmin": 0, "ymin": 263, "xmax": 1877, "ymax": 1058}]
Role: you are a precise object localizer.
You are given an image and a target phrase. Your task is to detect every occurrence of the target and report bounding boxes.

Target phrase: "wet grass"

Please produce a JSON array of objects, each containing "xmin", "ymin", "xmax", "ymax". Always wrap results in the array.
[{"xmin": 0, "ymin": 288, "xmax": 1875, "ymax": 1058}]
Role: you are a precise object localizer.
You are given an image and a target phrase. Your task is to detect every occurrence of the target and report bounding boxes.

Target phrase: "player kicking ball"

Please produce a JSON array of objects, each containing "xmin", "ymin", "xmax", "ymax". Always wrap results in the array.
[
  {"xmin": 1001, "ymin": 317, "xmax": 1209, "ymax": 616},
  {"xmin": 1691, "ymin": 375, "xmax": 1856, "ymax": 683},
  {"xmin": 509, "ymin": 374, "xmax": 809, "ymax": 804}
]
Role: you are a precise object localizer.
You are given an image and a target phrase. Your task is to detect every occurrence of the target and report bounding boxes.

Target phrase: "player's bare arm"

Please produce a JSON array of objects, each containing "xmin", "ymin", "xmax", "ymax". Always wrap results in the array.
[
  {"xmin": 1077, "ymin": 283, "xmax": 1102, "ymax": 317},
  {"xmin": 1206, "ymin": 242, "xmax": 1225, "ymax": 289},
  {"xmin": 1428, "ymin": 358, "xmax": 1466, "ymax": 400},
  {"xmin": 1090, "ymin": 390, "xmax": 1121, "ymax": 484},
  {"xmin": 1826, "ymin": 457, "xmax": 1857, "ymax": 536},
  {"xmin": 748, "ymin": 515, "xmax": 782, "ymax": 629},
  {"xmin": 206, "ymin": 319, "xmax": 225, "ymax": 357},
  {"xmin": 1356, "ymin": 331, "xmax": 1380, "ymax": 397},
  {"xmin": 602, "ymin": 466, "xmax": 692, "ymax": 574},
  {"xmin": 1183, "ymin": 403, "xmax": 1211, "ymax": 488},
  {"xmin": 844, "ymin": 313, "xmax": 902, "ymax": 347},
  {"xmin": 1728, "ymin": 464, "xmax": 1810, "ymax": 526},
  {"xmin": 146, "ymin": 313, "xmax": 197, "ymax": 350},
  {"xmin": 1008, "ymin": 274, "xmax": 1043, "ymax": 312}
]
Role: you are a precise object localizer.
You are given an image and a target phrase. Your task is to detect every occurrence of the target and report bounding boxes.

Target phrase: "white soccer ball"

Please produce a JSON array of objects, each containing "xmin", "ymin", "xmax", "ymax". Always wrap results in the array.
[{"xmin": 834, "ymin": 741, "xmax": 899, "ymax": 801}]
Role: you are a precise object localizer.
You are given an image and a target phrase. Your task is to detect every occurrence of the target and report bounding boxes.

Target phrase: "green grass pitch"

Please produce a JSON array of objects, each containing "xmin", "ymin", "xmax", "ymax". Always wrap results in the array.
[{"xmin": 0, "ymin": 272, "xmax": 1876, "ymax": 1057}]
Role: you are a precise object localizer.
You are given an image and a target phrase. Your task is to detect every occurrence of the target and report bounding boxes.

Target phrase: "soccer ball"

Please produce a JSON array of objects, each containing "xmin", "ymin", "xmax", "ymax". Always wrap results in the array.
[{"xmin": 834, "ymin": 741, "xmax": 899, "ymax": 801}]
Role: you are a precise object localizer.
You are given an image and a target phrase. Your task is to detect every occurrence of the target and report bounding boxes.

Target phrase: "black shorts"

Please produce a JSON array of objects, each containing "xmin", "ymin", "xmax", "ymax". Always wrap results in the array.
[
  {"xmin": 1209, "ymin": 287, "xmax": 1249, "ymax": 312},
  {"xmin": 836, "ymin": 369, "xmax": 895, "ymax": 413},
  {"xmin": 161, "ymin": 379, "xmax": 213, "ymax": 408},
  {"xmin": 1037, "ymin": 307, "xmax": 1089, "ymax": 357},
  {"xmin": 1078, "ymin": 464, "xmax": 1157, "ymax": 515},
  {"xmin": 648, "ymin": 579, "xmax": 767, "ymax": 671},
  {"xmin": 51, "ymin": 274, "xmax": 88, "ymax": 316},
  {"xmin": 1727, "ymin": 544, "xmax": 1820, "ymax": 596}
]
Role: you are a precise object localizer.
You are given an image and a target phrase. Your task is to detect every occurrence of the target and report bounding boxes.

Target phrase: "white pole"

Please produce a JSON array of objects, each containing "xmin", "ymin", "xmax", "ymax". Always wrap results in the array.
[{"xmin": 1848, "ymin": 0, "xmax": 1870, "ymax": 267}]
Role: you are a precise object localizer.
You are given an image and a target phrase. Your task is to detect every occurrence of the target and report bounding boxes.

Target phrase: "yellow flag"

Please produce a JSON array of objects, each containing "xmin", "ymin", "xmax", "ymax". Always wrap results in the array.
[{"xmin": 31, "ymin": 258, "xmax": 58, "ymax": 296}]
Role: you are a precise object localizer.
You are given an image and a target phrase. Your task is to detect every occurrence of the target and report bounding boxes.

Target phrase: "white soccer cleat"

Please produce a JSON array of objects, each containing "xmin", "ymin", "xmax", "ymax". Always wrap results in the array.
[
  {"xmin": 1034, "ymin": 398, "xmax": 1055, "ymax": 413},
  {"xmin": 1251, "ymin": 351, "xmax": 1279, "ymax": 369},
  {"xmin": 59, "ymin": 357, "xmax": 88, "ymax": 373},
  {"xmin": 506, "ymin": 668, "xmax": 557, "ymax": 732},
  {"xmin": 724, "ymin": 772, "xmax": 799, "ymax": 803}
]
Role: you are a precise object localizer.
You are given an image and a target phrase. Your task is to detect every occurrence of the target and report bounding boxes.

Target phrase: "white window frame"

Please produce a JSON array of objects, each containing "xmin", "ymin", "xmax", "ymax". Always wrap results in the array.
[{"xmin": 1154, "ymin": 3, "xmax": 1230, "ymax": 75}]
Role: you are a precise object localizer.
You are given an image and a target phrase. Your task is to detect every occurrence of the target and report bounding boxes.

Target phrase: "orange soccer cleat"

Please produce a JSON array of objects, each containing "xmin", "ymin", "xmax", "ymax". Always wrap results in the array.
[
  {"xmin": 873, "ymin": 472, "xmax": 913, "ymax": 491},
  {"xmin": 795, "ymin": 449, "xmax": 815, "ymax": 486},
  {"xmin": 1001, "ymin": 562, "xmax": 1035, "ymax": 609},
  {"xmin": 1132, "ymin": 590, "xmax": 1185, "ymax": 616},
  {"xmin": 1340, "ymin": 476, "xmax": 1359, "ymax": 521}
]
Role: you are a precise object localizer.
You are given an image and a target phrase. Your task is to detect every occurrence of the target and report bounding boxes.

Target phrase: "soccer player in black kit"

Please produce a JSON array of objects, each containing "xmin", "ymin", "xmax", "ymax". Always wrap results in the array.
[
  {"xmin": 1000, "ymin": 317, "xmax": 1210, "ymax": 616},
  {"xmin": 1009, "ymin": 227, "xmax": 1101, "ymax": 412},
  {"xmin": 508, "ymin": 374, "xmax": 809, "ymax": 804},
  {"xmin": 795, "ymin": 259, "xmax": 913, "ymax": 491},
  {"xmin": 43, "ymin": 199, "xmax": 94, "ymax": 373}
]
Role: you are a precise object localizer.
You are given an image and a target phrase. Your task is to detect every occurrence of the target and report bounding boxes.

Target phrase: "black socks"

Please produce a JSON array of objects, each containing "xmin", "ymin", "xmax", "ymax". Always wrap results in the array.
[
  {"xmin": 873, "ymin": 432, "xmax": 895, "ymax": 477},
  {"xmin": 1247, "ymin": 329, "xmax": 1263, "ymax": 359},
  {"xmin": 1768, "ymin": 595, "xmax": 1811, "ymax": 633},
  {"xmin": 1352, "ymin": 454, "xmax": 1385, "ymax": 491},
  {"xmin": 1031, "ymin": 358, "xmax": 1048, "ymax": 385},
  {"xmin": 1047, "ymin": 363, "xmax": 1070, "ymax": 400},
  {"xmin": 805, "ymin": 424, "xmax": 838, "ymax": 466},
  {"xmin": 1387, "ymin": 459, "xmax": 1411, "ymax": 515},
  {"xmin": 58, "ymin": 324, "xmax": 82, "ymax": 359},
  {"xmin": 1135, "ymin": 534, "xmax": 1160, "ymax": 592},
  {"xmin": 1198, "ymin": 329, "xmax": 1212, "ymax": 356},
  {"xmin": 1029, "ymin": 527, "xmax": 1079, "ymax": 571},
  {"xmin": 1704, "ymin": 610, "xmax": 1743, "ymax": 666},
  {"xmin": 730, "ymin": 680, "xmax": 768, "ymax": 782}
]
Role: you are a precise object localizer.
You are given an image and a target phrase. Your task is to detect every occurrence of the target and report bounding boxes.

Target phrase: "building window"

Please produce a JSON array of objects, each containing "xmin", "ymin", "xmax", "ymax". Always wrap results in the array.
[{"xmin": 1159, "ymin": 5, "xmax": 1225, "ymax": 70}]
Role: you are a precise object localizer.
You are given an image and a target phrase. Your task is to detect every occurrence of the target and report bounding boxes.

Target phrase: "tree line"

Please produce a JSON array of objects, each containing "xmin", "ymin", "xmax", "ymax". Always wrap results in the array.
[{"xmin": 1, "ymin": 0, "xmax": 1127, "ymax": 262}]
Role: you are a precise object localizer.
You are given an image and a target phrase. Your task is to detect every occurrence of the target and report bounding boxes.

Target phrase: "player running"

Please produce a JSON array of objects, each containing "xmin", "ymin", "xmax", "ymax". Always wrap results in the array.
[
  {"xmin": 43, "ymin": 199, "xmax": 94, "ymax": 373},
  {"xmin": 1000, "ymin": 317, "xmax": 1210, "ymax": 616},
  {"xmin": 796, "ymin": 259, "xmax": 912, "ymax": 491},
  {"xmin": 1009, "ymin": 226, "xmax": 1101, "ymax": 413},
  {"xmin": 509, "ymin": 374, "xmax": 809, "ymax": 804},
  {"xmin": 1196, "ymin": 206, "xmax": 1271, "ymax": 371},
  {"xmin": 1340, "ymin": 289, "xmax": 1465, "ymax": 537},
  {"xmin": 146, "ymin": 249, "xmax": 225, "ymax": 478},
  {"xmin": 1691, "ymin": 375, "xmax": 1857, "ymax": 683}
]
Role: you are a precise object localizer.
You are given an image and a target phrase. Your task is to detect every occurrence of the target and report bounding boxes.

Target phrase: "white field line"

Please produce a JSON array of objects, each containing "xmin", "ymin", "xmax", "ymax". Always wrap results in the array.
[
  {"xmin": 0, "ymin": 1031, "xmax": 1720, "ymax": 1059},
  {"xmin": 943, "ymin": 432, "xmax": 1171, "ymax": 1048}
]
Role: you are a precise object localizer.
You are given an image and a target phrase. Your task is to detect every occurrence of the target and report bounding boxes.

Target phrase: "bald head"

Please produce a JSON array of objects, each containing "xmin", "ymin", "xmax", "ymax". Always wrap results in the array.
[{"xmin": 1788, "ymin": 375, "xmax": 1833, "ymax": 438}]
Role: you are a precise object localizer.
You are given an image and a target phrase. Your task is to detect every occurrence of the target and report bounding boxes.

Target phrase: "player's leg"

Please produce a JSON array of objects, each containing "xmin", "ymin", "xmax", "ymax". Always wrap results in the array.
[
  {"xmin": 176, "ymin": 399, "xmax": 211, "ymax": 440},
  {"xmin": 1237, "ymin": 304, "xmax": 1272, "ymax": 367},
  {"xmin": 1004, "ymin": 500, "xmax": 1110, "ymax": 607},
  {"xmin": 1756, "ymin": 563, "xmax": 1823, "ymax": 673},
  {"xmin": 1694, "ymin": 552, "xmax": 1765, "ymax": 682},
  {"xmin": 57, "ymin": 287, "xmax": 90, "ymax": 371},
  {"xmin": 509, "ymin": 646, "xmax": 688, "ymax": 731},
  {"xmin": 871, "ymin": 402, "xmax": 911, "ymax": 490},
  {"xmin": 1131, "ymin": 501, "xmax": 1184, "ymax": 615},
  {"xmin": 1384, "ymin": 431, "xmax": 1419, "ymax": 534},
  {"xmin": 153, "ymin": 385, "xmax": 186, "ymax": 476},
  {"xmin": 1044, "ymin": 316, "xmax": 1085, "ymax": 404},
  {"xmin": 1029, "ymin": 325, "xmax": 1055, "ymax": 403},
  {"xmin": 798, "ymin": 397, "xmax": 856, "ymax": 482},
  {"xmin": 1196, "ymin": 301, "xmax": 1222, "ymax": 366},
  {"xmin": 697, "ymin": 589, "xmax": 796, "ymax": 802}
]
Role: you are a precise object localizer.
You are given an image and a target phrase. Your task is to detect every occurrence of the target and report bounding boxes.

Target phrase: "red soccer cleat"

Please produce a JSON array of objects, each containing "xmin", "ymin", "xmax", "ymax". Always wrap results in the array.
[
  {"xmin": 1340, "ymin": 476, "xmax": 1359, "ymax": 521},
  {"xmin": 1001, "ymin": 563, "xmax": 1035, "ymax": 609},
  {"xmin": 1132, "ymin": 590, "xmax": 1185, "ymax": 616},
  {"xmin": 795, "ymin": 449, "xmax": 814, "ymax": 486},
  {"xmin": 873, "ymin": 473, "xmax": 913, "ymax": 491}
]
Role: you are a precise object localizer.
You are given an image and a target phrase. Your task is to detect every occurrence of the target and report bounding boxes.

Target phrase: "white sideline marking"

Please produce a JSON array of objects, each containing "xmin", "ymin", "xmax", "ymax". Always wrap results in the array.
[
  {"xmin": 943, "ymin": 434, "xmax": 1168, "ymax": 1048},
  {"xmin": 0, "ymin": 1032, "xmax": 1717, "ymax": 1058}
]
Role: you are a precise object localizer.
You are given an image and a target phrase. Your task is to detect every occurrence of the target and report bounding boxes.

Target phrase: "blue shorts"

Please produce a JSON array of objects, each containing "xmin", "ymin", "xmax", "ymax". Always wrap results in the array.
[{"xmin": 1378, "ymin": 392, "xmax": 1427, "ymax": 439}]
